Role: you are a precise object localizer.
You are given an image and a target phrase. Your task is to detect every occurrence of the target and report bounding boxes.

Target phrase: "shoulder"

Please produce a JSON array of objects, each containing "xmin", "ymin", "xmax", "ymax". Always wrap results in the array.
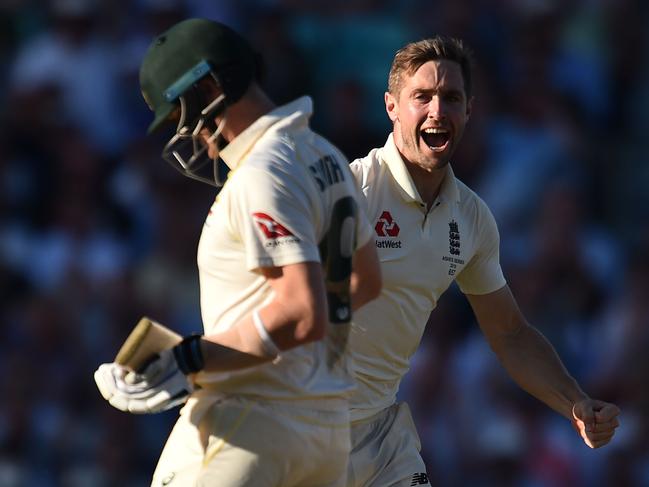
[
  {"xmin": 254, "ymin": 130, "xmax": 298, "ymax": 162},
  {"xmin": 454, "ymin": 178, "xmax": 501, "ymax": 244},
  {"xmin": 456, "ymin": 178, "xmax": 494, "ymax": 220},
  {"xmin": 349, "ymin": 146, "xmax": 386, "ymax": 188},
  {"xmin": 239, "ymin": 132, "xmax": 304, "ymax": 184}
]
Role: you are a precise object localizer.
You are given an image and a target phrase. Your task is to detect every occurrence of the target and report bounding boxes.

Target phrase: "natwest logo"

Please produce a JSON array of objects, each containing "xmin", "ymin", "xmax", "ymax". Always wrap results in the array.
[
  {"xmin": 375, "ymin": 210, "xmax": 400, "ymax": 237},
  {"xmin": 252, "ymin": 212, "xmax": 294, "ymax": 239}
]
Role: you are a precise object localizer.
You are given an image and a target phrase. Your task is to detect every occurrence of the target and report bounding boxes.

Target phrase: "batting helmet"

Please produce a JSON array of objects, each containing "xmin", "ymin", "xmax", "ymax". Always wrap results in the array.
[{"xmin": 139, "ymin": 18, "xmax": 259, "ymax": 186}]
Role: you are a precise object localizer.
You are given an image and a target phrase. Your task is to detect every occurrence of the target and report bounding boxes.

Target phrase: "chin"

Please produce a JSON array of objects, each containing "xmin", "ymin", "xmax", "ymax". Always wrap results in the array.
[
  {"xmin": 431, "ymin": 160, "xmax": 449, "ymax": 171},
  {"xmin": 423, "ymin": 153, "xmax": 449, "ymax": 169}
]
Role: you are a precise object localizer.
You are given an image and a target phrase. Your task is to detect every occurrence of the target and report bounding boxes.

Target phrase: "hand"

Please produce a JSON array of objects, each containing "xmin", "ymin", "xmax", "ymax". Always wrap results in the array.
[
  {"xmin": 572, "ymin": 399, "xmax": 620, "ymax": 448},
  {"xmin": 94, "ymin": 348, "xmax": 193, "ymax": 414}
]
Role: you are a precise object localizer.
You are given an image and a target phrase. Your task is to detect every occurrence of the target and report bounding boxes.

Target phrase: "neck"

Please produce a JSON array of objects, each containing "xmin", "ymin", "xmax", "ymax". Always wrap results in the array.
[
  {"xmin": 220, "ymin": 85, "xmax": 275, "ymax": 142},
  {"xmin": 406, "ymin": 163, "xmax": 447, "ymax": 209}
]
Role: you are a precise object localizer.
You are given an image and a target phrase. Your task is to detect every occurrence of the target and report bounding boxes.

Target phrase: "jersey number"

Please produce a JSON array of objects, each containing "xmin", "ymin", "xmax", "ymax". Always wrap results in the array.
[{"xmin": 319, "ymin": 196, "xmax": 357, "ymax": 367}]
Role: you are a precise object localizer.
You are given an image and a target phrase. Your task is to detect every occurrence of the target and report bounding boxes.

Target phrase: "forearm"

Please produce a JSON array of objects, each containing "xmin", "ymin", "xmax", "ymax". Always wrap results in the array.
[
  {"xmin": 200, "ymin": 313, "xmax": 273, "ymax": 372},
  {"xmin": 350, "ymin": 239, "xmax": 382, "ymax": 311},
  {"xmin": 350, "ymin": 275, "xmax": 376, "ymax": 311},
  {"xmin": 199, "ymin": 296, "xmax": 324, "ymax": 372},
  {"xmin": 195, "ymin": 262, "xmax": 329, "ymax": 373},
  {"xmin": 492, "ymin": 323, "xmax": 589, "ymax": 420}
]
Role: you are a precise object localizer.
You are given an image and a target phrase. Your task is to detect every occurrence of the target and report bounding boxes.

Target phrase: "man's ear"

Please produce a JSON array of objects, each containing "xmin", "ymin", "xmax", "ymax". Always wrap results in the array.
[{"xmin": 385, "ymin": 91, "xmax": 398, "ymax": 123}]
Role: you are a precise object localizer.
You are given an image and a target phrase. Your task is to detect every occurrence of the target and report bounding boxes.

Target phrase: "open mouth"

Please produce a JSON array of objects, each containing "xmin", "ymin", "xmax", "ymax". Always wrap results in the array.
[{"xmin": 421, "ymin": 127, "xmax": 450, "ymax": 152}]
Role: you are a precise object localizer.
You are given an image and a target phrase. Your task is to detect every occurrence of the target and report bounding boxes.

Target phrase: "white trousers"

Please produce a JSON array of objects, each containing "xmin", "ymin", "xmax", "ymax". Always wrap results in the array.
[
  {"xmin": 151, "ymin": 392, "xmax": 351, "ymax": 487},
  {"xmin": 348, "ymin": 402, "xmax": 430, "ymax": 487}
]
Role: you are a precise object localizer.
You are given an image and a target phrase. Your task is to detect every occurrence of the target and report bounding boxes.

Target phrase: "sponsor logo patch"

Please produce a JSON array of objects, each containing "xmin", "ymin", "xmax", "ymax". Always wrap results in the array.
[
  {"xmin": 375, "ymin": 210, "xmax": 400, "ymax": 237},
  {"xmin": 374, "ymin": 210, "xmax": 403, "ymax": 249},
  {"xmin": 253, "ymin": 212, "xmax": 295, "ymax": 239},
  {"xmin": 252, "ymin": 212, "xmax": 300, "ymax": 247}
]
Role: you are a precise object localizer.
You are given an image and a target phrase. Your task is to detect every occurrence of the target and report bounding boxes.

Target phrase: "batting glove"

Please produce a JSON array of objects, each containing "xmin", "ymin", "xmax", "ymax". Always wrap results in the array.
[{"xmin": 94, "ymin": 335, "xmax": 204, "ymax": 414}]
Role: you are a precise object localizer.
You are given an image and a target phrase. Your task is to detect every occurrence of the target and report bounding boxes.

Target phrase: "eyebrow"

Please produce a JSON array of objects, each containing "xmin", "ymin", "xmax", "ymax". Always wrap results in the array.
[{"xmin": 411, "ymin": 87, "xmax": 464, "ymax": 97}]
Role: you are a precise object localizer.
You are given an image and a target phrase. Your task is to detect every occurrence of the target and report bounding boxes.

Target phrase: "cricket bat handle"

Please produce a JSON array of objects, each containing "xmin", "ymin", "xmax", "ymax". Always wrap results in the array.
[{"xmin": 114, "ymin": 317, "xmax": 182, "ymax": 372}]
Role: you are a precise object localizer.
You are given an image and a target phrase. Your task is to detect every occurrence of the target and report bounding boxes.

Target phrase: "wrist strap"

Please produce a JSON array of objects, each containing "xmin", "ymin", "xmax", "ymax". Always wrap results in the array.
[
  {"xmin": 173, "ymin": 334, "xmax": 205, "ymax": 374},
  {"xmin": 252, "ymin": 309, "xmax": 281, "ymax": 358}
]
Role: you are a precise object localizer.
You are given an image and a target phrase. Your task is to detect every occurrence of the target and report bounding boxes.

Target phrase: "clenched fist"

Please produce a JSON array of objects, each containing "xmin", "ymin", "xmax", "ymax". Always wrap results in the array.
[{"xmin": 572, "ymin": 399, "xmax": 620, "ymax": 449}]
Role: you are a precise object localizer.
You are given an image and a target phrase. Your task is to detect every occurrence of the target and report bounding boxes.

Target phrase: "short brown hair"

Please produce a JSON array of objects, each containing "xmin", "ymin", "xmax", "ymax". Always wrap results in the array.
[{"xmin": 388, "ymin": 36, "xmax": 474, "ymax": 98}]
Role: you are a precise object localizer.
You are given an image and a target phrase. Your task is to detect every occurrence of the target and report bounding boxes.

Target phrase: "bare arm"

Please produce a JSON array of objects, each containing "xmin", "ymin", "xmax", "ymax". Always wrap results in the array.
[
  {"xmin": 467, "ymin": 285, "xmax": 620, "ymax": 448},
  {"xmin": 94, "ymin": 262, "xmax": 328, "ymax": 414},
  {"xmin": 198, "ymin": 228, "xmax": 381, "ymax": 371},
  {"xmin": 350, "ymin": 238, "xmax": 382, "ymax": 311},
  {"xmin": 199, "ymin": 261, "xmax": 328, "ymax": 371},
  {"xmin": 467, "ymin": 285, "xmax": 586, "ymax": 418}
]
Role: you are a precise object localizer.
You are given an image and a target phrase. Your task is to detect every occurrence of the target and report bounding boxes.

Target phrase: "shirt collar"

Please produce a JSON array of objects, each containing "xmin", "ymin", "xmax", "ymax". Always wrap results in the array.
[
  {"xmin": 219, "ymin": 96, "xmax": 313, "ymax": 170},
  {"xmin": 382, "ymin": 132, "xmax": 460, "ymax": 205}
]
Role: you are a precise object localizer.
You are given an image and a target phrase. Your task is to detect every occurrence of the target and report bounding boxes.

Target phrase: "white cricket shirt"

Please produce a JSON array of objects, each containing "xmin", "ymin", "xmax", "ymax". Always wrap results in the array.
[
  {"xmin": 195, "ymin": 97, "xmax": 373, "ymax": 404},
  {"xmin": 349, "ymin": 134, "xmax": 507, "ymax": 421}
]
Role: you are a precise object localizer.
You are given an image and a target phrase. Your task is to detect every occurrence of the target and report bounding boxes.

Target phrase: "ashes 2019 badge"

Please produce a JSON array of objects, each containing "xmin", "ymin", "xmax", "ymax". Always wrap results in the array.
[{"xmin": 443, "ymin": 220, "xmax": 464, "ymax": 276}]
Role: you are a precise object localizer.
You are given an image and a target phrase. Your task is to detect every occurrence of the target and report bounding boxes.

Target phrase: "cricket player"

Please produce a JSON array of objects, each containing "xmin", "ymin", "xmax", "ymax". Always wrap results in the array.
[
  {"xmin": 345, "ymin": 37, "xmax": 620, "ymax": 486},
  {"xmin": 94, "ymin": 18, "xmax": 381, "ymax": 486}
]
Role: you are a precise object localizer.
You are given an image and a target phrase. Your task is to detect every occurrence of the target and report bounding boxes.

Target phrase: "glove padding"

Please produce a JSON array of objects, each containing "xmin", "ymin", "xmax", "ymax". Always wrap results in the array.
[{"xmin": 94, "ymin": 348, "xmax": 193, "ymax": 414}]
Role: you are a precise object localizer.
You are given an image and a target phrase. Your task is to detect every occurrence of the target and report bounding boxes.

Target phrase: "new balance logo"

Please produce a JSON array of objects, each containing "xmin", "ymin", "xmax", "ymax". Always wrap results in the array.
[
  {"xmin": 375, "ymin": 211, "xmax": 400, "ymax": 237},
  {"xmin": 411, "ymin": 472, "xmax": 430, "ymax": 485}
]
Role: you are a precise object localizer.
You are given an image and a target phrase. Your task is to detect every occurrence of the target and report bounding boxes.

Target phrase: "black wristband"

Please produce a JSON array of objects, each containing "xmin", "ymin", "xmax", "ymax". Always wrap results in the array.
[{"xmin": 172, "ymin": 334, "xmax": 205, "ymax": 374}]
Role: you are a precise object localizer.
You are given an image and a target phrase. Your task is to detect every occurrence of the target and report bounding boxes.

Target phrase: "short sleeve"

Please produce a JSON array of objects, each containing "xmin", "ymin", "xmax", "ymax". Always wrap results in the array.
[
  {"xmin": 227, "ymin": 166, "xmax": 321, "ymax": 271},
  {"xmin": 353, "ymin": 185, "xmax": 374, "ymax": 250},
  {"xmin": 348, "ymin": 158, "xmax": 374, "ymax": 249},
  {"xmin": 456, "ymin": 201, "xmax": 507, "ymax": 295}
]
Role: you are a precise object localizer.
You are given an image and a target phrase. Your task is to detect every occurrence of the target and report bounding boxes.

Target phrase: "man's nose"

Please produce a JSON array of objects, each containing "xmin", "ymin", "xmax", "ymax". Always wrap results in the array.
[{"xmin": 428, "ymin": 97, "xmax": 444, "ymax": 119}]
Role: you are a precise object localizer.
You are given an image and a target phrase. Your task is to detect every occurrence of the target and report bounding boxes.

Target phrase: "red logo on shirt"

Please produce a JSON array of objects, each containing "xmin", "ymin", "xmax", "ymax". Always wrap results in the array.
[
  {"xmin": 252, "ymin": 213, "xmax": 294, "ymax": 239},
  {"xmin": 375, "ymin": 211, "xmax": 400, "ymax": 237}
]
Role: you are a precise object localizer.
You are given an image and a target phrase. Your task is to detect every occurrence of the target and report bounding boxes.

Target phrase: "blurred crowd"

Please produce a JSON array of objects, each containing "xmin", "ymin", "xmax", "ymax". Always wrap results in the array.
[{"xmin": 1, "ymin": 0, "xmax": 648, "ymax": 486}]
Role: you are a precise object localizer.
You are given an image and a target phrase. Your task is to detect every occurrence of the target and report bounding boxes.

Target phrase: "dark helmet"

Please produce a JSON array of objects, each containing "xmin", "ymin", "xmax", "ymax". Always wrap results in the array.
[
  {"xmin": 139, "ymin": 18, "xmax": 259, "ymax": 185},
  {"xmin": 140, "ymin": 18, "xmax": 258, "ymax": 133}
]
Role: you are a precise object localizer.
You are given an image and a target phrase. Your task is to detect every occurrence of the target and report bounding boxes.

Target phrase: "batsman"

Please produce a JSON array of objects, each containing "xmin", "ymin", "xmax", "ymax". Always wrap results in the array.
[{"xmin": 94, "ymin": 18, "xmax": 381, "ymax": 487}]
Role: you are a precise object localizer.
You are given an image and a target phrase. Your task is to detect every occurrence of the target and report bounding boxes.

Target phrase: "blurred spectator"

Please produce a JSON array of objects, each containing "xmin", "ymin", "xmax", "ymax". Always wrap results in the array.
[
  {"xmin": 247, "ymin": 6, "xmax": 312, "ymax": 105},
  {"xmin": 9, "ymin": 0, "xmax": 129, "ymax": 153},
  {"xmin": 320, "ymin": 77, "xmax": 386, "ymax": 159}
]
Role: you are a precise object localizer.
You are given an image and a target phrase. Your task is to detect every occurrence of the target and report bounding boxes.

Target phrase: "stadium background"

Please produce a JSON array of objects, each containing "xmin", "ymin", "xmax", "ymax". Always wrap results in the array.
[{"xmin": 1, "ymin": 0, "xmax": 648, "ymax": 485}]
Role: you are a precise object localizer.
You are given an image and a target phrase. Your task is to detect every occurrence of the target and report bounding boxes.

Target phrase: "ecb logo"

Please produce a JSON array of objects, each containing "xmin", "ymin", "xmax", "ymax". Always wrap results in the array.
[{"xmin": 449, "ymin": 219, "xmax": 460, "ymax": 255}]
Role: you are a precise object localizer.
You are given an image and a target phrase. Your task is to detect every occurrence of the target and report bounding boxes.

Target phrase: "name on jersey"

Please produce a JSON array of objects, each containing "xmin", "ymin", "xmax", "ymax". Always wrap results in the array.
[{"xmin": 309, "ymin": 154, "xmax": 345, "ymax": 192}]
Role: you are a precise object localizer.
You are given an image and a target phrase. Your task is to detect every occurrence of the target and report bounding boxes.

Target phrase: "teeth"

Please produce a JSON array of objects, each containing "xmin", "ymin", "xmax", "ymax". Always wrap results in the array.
[{"xmin": 423, "ymin": 128, "xmax": 448, "ymax": 134}]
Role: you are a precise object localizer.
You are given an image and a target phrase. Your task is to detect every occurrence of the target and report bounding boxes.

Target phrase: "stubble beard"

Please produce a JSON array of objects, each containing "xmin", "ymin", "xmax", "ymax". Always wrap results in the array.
[{"xmin": 402, "ymin": 128, "xmax": 449, "ymax": 173}]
